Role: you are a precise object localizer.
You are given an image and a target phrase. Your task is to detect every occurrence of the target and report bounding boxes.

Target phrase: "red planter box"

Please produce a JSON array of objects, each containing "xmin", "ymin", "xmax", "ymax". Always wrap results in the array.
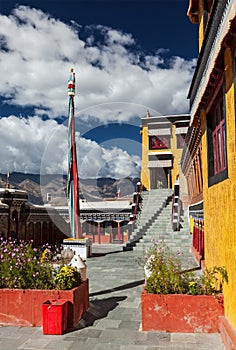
[
  {"xmin": 0, "ymin": 279, "xmax": 89, "ymax": 328},
  {"xmin": 220, "ymin": 316, "xmax": 236, "ymax": 350},
  {"xmin": 141, "ymin": 288, "xmax": 224, "ymax": 333}
]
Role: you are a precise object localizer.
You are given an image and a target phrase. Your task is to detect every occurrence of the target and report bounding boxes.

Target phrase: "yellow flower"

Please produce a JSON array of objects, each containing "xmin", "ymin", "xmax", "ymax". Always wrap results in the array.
[{"xmin": 189, "ymin": 281, "xmax": 197, "ymax": 287}]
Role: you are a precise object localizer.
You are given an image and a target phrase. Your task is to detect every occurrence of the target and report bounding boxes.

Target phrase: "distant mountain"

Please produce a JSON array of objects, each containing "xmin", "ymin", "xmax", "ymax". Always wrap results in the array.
[{"xmin": 0, "ymin": 172, "xmax": 139, "ymax": 205}]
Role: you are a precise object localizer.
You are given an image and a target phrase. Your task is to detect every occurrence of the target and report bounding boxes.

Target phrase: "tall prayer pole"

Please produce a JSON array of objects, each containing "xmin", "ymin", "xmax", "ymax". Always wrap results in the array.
[{"xmin": 67, "ymin": 68, "xmax": 82, "ymax": 239}]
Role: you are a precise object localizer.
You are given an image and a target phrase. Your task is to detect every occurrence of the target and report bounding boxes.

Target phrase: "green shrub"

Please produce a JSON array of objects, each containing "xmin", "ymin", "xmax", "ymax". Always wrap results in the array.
[
  {"xmin": 0, "ymin": 237, "xmax": 55, "ymax": 289},
  {"xmin": 144, "ymin": 239, "xmax": 228, "ymax": 295},
  {"xmin": 54, "ymin": 266, "xmax": 81, "ymax": 290},
  {"xmin": 0, "ymin": 237, "xmax": 81, "ymax": 290}
]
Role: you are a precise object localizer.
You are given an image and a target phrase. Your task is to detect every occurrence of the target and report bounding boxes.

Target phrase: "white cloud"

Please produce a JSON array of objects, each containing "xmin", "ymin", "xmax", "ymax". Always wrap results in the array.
[
  {"xmin": 0, "ymin": 116, "xmax": 141, "ymax": 178},
  {"xmin": 0, "ymin": 116, "xmax": 61, "ymax": 174},
  {"xmin": 79, "ymin": 143, "xmax": 141, "ymax": 179},
  {"xmin": 0, "ymin": 5, "xmax": 196, "ymax": 121},
  {"xmin": 79, "ymin": 101, "xmax": 152, "ymax": 124},
  {"xmin": 100, "ymin": 25, "xmax": 135, "ymax": 46}
]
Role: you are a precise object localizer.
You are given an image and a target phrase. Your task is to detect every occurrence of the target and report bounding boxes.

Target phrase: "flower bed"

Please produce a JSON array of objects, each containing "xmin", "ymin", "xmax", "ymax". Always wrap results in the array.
[
  {"xmin": 0, "ymin": 279, "xmax": 89, "ymax": 328},
  {"xmin": 0, "ymin": 238, "xmax": 89, "ymax": 329},
  {"xmin": 141, "ymin": 239, "xmax": 228, "ymax": 333},
  {"xmin": 141, "ymin": 288, "xmax": 224, "ymax": 333}
]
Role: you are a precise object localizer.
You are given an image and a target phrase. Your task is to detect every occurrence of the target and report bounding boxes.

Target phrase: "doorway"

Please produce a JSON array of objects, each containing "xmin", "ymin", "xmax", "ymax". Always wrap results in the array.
[{"xmin": 150, "ymin": 167, "xmax": 172, "ymax": 189}]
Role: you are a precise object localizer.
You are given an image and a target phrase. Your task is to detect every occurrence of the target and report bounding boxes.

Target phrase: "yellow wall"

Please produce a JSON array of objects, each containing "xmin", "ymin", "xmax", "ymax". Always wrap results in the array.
[
  {"xmin": 202, "ymin": 47, "xmax": 236, "ymax": 330},
  {"xmin": 198, "ymin": 0, "xmax": 204, "ymax": 51},
  {"xmin": 171, "ymin": 124, "xmax": 184, "ymax": 185},
  {"xmin": 141, "ymin": 123, "xmax": 185, "ymax": 190},
  {"xmin": 141, "ymin": 126, "xmax": 150, "ymax": 190}
]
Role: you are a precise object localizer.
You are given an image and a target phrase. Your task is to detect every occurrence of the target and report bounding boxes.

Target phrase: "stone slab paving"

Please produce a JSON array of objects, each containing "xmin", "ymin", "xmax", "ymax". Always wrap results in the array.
[{"xmin": 0, "ymin": 244, "xmax": 226, "ymax": 350}]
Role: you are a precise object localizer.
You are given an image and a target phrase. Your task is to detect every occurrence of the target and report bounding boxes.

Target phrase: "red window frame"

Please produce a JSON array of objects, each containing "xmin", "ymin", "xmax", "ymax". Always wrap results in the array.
[
  {"xmin": 149, "ymin": 136, "xmax": 170, "ymax": 150},
  {"xmin": 210, "ymin": 100, "xmax": 226, "ymax": 175},
  {"xmin": 176, "ymin": 134, "xmax": 186, "ymax": 148},
  {"xmin": 212, "ymin": 120, "xmax": 226, "ymax": 174}
]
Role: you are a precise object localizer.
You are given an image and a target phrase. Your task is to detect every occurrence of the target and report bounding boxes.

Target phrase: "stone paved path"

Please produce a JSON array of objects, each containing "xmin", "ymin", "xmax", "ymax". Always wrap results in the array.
[{"xmin": 0, "ymin": 245, "xmax": 226, "ymax": 350}]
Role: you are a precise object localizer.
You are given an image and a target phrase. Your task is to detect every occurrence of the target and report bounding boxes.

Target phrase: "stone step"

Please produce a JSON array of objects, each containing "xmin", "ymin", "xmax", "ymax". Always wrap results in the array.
[
  {"xmin": 139, "ymin": 237, "xmax": 192, "ymax": 244},
  {"xmin": 134, "ymin": 239, "xmax": 191, "ymax": 246},
  {"xmin": 123, "ymin": 189, "xmax": 184, "ymax": 251}
]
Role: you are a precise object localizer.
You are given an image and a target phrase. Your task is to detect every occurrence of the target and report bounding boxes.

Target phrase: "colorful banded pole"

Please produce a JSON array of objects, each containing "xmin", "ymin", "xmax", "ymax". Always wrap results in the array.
[{"xmin": 67, "ymin": 68, "xmax": 82, "ymax": 239}]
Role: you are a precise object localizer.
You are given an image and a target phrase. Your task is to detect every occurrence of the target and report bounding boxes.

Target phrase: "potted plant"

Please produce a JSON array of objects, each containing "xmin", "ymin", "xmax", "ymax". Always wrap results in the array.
[
  {"xmin": 0, "ymin": 237, "xmax": 89, "ymax": 328},
  {"xmin": 141, "ymin": 239, "xmax": 228, "ymax": 333}
]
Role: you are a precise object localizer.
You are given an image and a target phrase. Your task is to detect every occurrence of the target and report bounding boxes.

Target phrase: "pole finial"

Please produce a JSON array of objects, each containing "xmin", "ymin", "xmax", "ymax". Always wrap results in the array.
[{"xmin": 68, "ymin": 69, "xmax": 75, "ymax": 96}]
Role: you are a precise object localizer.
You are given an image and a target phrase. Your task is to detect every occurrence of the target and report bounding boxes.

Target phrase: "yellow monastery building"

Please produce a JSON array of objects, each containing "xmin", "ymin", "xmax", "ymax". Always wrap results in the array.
[
  {"xmin": 140, "ymin": 112, "xmax": 190, "ymax": 191},
  {"xmin": 182, "ymin": 0, "xmax": 236, "ymax": 345}
]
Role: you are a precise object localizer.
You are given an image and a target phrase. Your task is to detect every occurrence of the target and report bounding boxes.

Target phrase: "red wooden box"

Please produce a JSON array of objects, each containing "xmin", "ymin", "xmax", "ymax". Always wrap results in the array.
[{"xmin": 42, "ymin": 299, "xmax": 68, "ymax": 335}]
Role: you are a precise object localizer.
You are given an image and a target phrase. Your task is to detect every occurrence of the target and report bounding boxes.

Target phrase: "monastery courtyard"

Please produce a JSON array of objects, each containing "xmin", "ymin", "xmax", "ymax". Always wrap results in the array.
[{"xmin": 0, "ymin": 244, "xmax": 226, "ymax": 350}]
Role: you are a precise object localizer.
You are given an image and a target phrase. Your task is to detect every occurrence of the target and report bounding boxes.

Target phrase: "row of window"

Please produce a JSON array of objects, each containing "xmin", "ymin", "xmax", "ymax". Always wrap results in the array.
[
  {"xmin": 206, "ymin": 42, "xmax": 236, "ymax": 185},
  {"xmin": 149, "ymin": 134, "xmax": 186, "ymax": 150},
  {"xmin": 207, "ymin": 87, "xmax": 228, "ymax": 185}
]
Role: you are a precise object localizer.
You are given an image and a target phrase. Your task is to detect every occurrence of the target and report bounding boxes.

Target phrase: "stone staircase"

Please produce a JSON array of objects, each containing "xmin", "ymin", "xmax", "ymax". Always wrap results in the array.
[
  {"xmin": 123, "ymin": 189, "xmax": 173, "ymax": 251},
  {"xmin": 124, "ymin": 189, "xmax": 198, "ymax": 269}
]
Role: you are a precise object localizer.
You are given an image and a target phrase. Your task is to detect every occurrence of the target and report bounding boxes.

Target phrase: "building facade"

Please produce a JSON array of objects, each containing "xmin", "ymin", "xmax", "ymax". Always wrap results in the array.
[
  {"xmin": 0, "ymin": 187, "xmax": 133, "ymax": 245},
  {"xmin": 182, "ymin": 0, "xmax": 236, "ymax": 341},
  {"xmin": 55, "ymin": 199, "xmax": 132, "ymax": 244},
  {"xmin": 0, "ymin": 188, "xmax": 68, "ymax": 245},
  {"xmin": 141, "ymin": 112, "xmax": 190, "ymax": 195}
]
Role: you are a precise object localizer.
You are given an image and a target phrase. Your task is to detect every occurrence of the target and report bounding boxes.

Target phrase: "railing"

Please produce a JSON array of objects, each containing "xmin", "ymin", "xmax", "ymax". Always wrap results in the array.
[
  {"xmin": 128, "ymin": 182, "xmax": 143, "ymax": 239},
  {"xmin": 191, "ymin": 216, "xmax": 204, "ymax": 263},
  {"xmin": 131, "ymin": 181, "xmax": 143, "ymax": 220},
  {"xmin": 172, "ymin": 179, "xmax": 181, "ymax": 231}
]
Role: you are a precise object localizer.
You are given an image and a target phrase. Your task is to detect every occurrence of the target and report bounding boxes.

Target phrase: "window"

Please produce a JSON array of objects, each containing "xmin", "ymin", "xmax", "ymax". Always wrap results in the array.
[
  {"xmin": 149, "ymin": 136, "xmax": 170, "ymax": 150},
  {"xmin": 210, "ymin": 100, "xmax": 226, "ymax": 174},
  {"xmin": 207, "ymin": 89, "xmax": 228, "ymax": 186},
  {"xmin": 176, "ymin": 134, "xmax": 186, "ymax": 148}
]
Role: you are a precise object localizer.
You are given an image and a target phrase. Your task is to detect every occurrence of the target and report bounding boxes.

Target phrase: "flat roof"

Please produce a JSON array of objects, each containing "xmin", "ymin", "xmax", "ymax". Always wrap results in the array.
[{"xmin": 47, "ymin": 200, "xmax": 132, "ymax": 211}]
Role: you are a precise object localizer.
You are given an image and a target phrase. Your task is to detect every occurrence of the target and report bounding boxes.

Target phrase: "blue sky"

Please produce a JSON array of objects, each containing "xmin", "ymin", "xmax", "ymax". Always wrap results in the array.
[{"xmin": 0, "ymin": 0, "xmax": 197, "ymax": 178}]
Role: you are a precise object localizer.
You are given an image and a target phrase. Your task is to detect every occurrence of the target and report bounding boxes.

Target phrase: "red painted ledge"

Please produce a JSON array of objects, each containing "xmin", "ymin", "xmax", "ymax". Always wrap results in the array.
[
  {"xmin": 0, "ymin": 279, "xmax": 89, "ymax": 328},
  {"xmin": 141, "ymin": 288, "xmax": 224, "ymax": 333},
  {"xmin": 220, "ymin": 316, "xmax": 236, "ymax": 350}
]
